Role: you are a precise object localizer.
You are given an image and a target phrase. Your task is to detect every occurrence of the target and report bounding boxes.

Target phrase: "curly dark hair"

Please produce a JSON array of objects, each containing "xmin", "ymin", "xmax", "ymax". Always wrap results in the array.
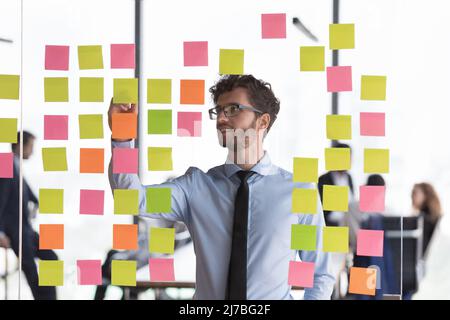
[{"xmin": 209, "ymin": 75, "xmax": 280, "ymax": 132}]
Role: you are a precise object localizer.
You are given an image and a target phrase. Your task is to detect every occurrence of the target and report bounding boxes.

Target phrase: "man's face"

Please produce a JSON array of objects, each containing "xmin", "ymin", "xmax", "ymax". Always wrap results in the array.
[{"xmin": 22, "ymin": 138, "xmax": 35, "ymax": 159}]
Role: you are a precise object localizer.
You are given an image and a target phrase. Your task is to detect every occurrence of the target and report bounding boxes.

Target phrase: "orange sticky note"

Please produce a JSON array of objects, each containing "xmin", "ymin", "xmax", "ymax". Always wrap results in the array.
[
  {"xmin": 39, "ymin": 224, "xmax": 64, "ymax": 250},
  {"xmin": 112, "ymin": 113, "xmax": 137, "ymax": 140},
  {"xmin": 80, "ymin": 148, "xmax": 104, "ymax": 173},
  {"xmin": 349, "ymin": 267, "xmax": 377, "ymax": 296},
  {"xmin": 113, "ymin": 224, "xmax": 138, "ymax": 250},
  {"xmin": 180, "ymin": 80, "xmax": 205, "ymax": 104}
]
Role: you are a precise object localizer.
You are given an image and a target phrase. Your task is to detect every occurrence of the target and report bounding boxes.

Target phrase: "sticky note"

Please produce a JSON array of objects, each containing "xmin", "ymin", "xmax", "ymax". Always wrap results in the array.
[
  {"xmin": 111, "ymin": 260, "xmax": 136, "ymax": 286},
  {"xmin": 325, "ymin": 147, "xmax": 351, "ymax": 171},
  {"xmin": 44, "ymin": 77, "xmax": 68, "ymax": 102},
  {"xmin": 327, "ymin": 66, "xmax": 352, "ymax": 92},
  {"xmin": 180, "ymin": 79, "xmax": 205, "ymax": 104},
  {"xmin": 149, "ymin": 258, "xmax": 175, "ymax": 282},
  {"xmin": 146, "ymin": 187, "xmax": 172, "ymax": 213},
  {"xmin": 261, "ymin": 13, "xmax": 286, "ymax": 39},
  {"xmin": 80, "ymin": 148, "xmax": 104, "ymax": 174},
  {"xmin": 79, "ymin": 77, "xmax": 104, "ymax": 102},
  {"xmin": 111, "ymin": 44, "xmax": 135, "ymax": 69},
  {"xmin": 39, "ymin": 189, "xmax": 64, "ymax": 214},
  {"xmin": 183, "ymin": 41, "xmax": 208, "ymax": 66},
  {"xmin": 113, "ymin": 147, "xmax": 138, "ymax": 174},
  {"xmin": 219, "ymin": 49, "xmax": 244, "ymax": 75},
  {"xmin": 323, "ymin": 185, "xmax": 349, "ymax": 212},
  {"xmin": 300, "ymin": 46, "xmax": 325, "ymax": 71},
  {"xmin": 78, "ymin": 45, "xmax": 103, "ymax": 69},
  {"xmin": 78, "ymin": 114, "xmax": 103, "ymax": 139},
  {"xmin": 113, "ymin": 78, "xmax": 138, "ymax": 103},
  {"xmin": 79, "ymin": 189, "xmax": 104, "ymax": 215},
  {"xmin": 293, "ymin": 157, "xmax": 318, "ymax": 183},
  {"xmin": 148, "ymin": 109, "xmax": 172, "ymax": 134},
  {"xmin": 323, "ymin": 226, "xmax": 349, "ymax": 253},
  {"xmin": 361, "ymin": 75, "xmax": 386, "ymax": 100},
  {"xmin": 113, "ymin": 224, "xmax": 138, "ymax": 250},
  {"xmin": 359, "ymin": 186, "xmax": 385, "ymax": 213},
  {"xmin": 77, "ymin": 260, "xmax": 102, "ymax": 285},
  {"xmin": 357, "ymin": 230, "xmax": 384, "ymax": 257},
  {"xmin": 114, "ymin": 189, "xmax": 139, "ymax": 215},
  {"xmin": 149, "ymin": 227, "xmax": 175, "ymax": 254},
  {"xmin": 44, "ymin": 115, "xmax": 68, "ymax": 140},
  {"xmin": 292, "ymin": 188, "xmax": 317, "ymax": 214},
  {"xmin": 329, "ymin": 23, "xmax": 355, "ymax": 49},
  {"xmin": 0, "ymin": 75, "xmax": 20, "ymax": 100},
  {"xmin": 147, "ymin": 79, "xmax": 171, "ymax": 104},
  {"xmin": 364, "ymin": 148, "xmax": 389, "ymax": 173},
  {"xmin": 45, "ymin": 45, "xmax": 69, "ymax": 71},
  {"xmin": 360, "ymin": 112, "xmax": 385, "ymax": 136},
  {"xmin": 0, "ymin": 118, "xmax": 17, "ymax": 143},
  {"xmin": 177, "ymin": 112, "xmax": 202, "ymax": 137},
  {"xmin": 326, "ymin": 115, "xmax": 351, "ymax": 140},
  {"xmin": 42, "ymin": 147, "xmax": 68, "ymax": 171},
  {"xmin": 288, "ymin": 261, "xmax": 315, "ymax": 288},
  {"xmin": 0, "ymin": 153, "xmax": 14, "ymax": 178},
  {"xmin": 148, "ymin": 147, "xmax": 173, "ymax": 171},
  {"xmin": 38, "ymin": 260, "xmax": 64, "ymax": 286},
  {"xmin": 112, "ymin": 113, "xmax": 137, "ymax": 140},
  {"xmin": 349, "ymin": 267, "xmax": 377, "ymax": 296},
  {"xmin": 39, "ymin": 224, "xmax": 64, "ymax": 249},
  {"xmin": 291, "ymin": 224, "xmax": 317, "ymax": 251}
]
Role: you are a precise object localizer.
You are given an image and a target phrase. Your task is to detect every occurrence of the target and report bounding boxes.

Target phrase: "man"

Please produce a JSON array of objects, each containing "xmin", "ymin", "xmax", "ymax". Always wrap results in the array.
[
  {"xmin": 0, "ymin": 131, "xmax": 58, "ymax": 300},
  {"xmin": 108, "ymin": 75, "xmax": 335, "ymax": 299}
]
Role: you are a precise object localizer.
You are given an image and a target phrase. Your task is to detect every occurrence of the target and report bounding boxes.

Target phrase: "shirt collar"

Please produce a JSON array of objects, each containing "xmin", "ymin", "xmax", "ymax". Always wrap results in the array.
[{"xmin": 223, "ymin": 151, "xmax": 277, "ymax": 178}]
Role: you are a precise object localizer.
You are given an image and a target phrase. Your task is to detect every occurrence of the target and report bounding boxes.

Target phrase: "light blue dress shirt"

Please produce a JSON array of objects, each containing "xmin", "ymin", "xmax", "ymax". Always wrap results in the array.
[{"xmin": 109, "ymin": 140, "xmax": 335, "ymax": 300}]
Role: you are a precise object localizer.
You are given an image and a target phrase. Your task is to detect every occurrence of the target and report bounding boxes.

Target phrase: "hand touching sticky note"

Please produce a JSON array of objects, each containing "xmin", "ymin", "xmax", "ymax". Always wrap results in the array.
[{"xmin": 113, "ymin": 78, "xmax": 138, "ymax": 104}]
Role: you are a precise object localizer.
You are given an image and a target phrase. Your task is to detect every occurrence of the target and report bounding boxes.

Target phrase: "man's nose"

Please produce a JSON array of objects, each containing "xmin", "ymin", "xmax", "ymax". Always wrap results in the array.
[{"xmin": 217, "ymin": 109, "xmax": 228, "ymax": 123}]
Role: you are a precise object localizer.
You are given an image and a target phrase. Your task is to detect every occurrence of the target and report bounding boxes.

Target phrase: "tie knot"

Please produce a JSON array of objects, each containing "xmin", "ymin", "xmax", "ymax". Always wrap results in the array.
[{"xmin": 236, "ymin": 170, "xmax": 254, "ymax": 183}]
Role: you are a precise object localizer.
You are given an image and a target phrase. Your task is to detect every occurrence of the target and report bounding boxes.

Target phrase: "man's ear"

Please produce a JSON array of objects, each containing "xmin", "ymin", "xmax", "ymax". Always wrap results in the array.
[{"xmin": 259, "ymin": 113, "xmax": 271, "ymax": 131}]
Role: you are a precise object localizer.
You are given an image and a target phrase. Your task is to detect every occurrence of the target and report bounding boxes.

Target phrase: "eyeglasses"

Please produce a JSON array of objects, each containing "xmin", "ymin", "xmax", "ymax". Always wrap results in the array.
[{"xmin": 208, "ymin": 103, "xmax": 263, "ymax": 120}]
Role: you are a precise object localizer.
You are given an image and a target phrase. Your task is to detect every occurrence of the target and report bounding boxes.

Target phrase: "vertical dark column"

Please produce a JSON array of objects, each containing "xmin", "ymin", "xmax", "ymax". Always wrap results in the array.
[{"xmin": 331, "ymin": 0, "xmax": 340, "ymax": 147}]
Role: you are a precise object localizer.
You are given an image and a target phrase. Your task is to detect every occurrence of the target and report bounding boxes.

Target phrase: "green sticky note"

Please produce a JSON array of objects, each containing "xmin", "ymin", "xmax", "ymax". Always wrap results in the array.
[
  {"xmin": 78, "ymin": 45, "xmax": 103, "ymax": 69},
  {"xmin": 111, "ymin": 260, "xmax": 136, "ymax": 286},
  {"xmin": 300, "ymin": 46, "xmax": 325, "ymax": 71},
  {"xmin": 39, "ymin": 189, "xmax": 64, "ymax": 214},
  {"xmin": 0, "ymin": 118, "xmax": 17, "ymax": 143},
  {"xmin": 293, "ymin": 157, "xmax": 318, "ymax": 183},
  {"xmin": 147, "ymin": 79, "xmax": 172, "ymax": 104},
  {"xmin": 219, "ymin": 49, "xmax": 244, "ymax": 75},
  {"xmin": 149, "ymin": 227, "xmax": 175, "ymax": 254},
  {"xmin": 79, "ymin": 77, "xmax": 104, "ymax": 102},
  {"xmin": 146, "ymin": 187, "xmax": 172, "ymax": 213},
  {"xmin": 323, "ymin": 226, "xmax": 349, "ymax": 253},
  {"xmin": 38, "ymin": 260, "xmax": 64, "ymax": 286},
  {"xmin": 326, "ymin": 115, "xmax": 352, "ymax": 140},
  {"xmin": 148, "ymin": 147, "xmax": 173, "ymax": 171},
  {"xmin": 364, "ymin": 148, "xmax": 389, "ymax": 173},
  {"xmin": 0, "ymin": 74, "xmax": 20, "ymax": 100},
  {"xmin": 147, "ymin": 109, "xmax": 172, "ymax": 134},
  {"xmin": 329, "ymin": 23, "xmax": 355, "ymax": 49},
  {"xmin": 114, "ymin": 189, "xmax": 139, "ymax": 215},
  {"xmin": 78, "ymin": 114, "xmax": 104, "ymax": 139},
  {"xmin": 44, "ymin": 77, "xmax": 68, "ymax": 102},
  {"xmin": 113, "ymin": 78, "xmax": 138, "ymax": 103},
  {"xmin": 42, "ymin": 147, "xmax": 68, "ymax": 171},
  {"xmin": 323, "ymin": 185, "xmax": 349, "ymax": 212},
  {"xmin": 361, "ymin": 75, "xmax": 387, "ymax": 100},
  {"xmin": 325, "ymin": 148, "xmax": 351, "ymax": 171},
  {"xmin": 292, "ymin": 188, "xmax": 317, "ymax": 214},
  {"xmin": 291, "ymin": 224, "xmax": 317, "ymax": 251}
]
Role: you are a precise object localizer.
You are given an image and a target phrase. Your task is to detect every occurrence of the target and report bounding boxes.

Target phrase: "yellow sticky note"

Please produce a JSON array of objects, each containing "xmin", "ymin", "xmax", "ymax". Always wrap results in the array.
[
  {"xmin": 361, "ymin": 75, "xmax": 387, "ymax": 100},
  {"xmin": 0, "ymin": 118, "xmax": 17, "ymax": 143},
  {"xmin": 111, "ymin": 260, "xmax": 136, "ymax": 286},
  {"xmin": 149, "ymin": 227, "xmax": 175, "ymax": 254},
  {"xmin": 44, "ymin": 77, "xmax": 68, "ymax": 102},
  {"xmin": 0, "ymin": 74, "xmax": 20, "ymax": 100},
  {"xmin": 148, "ymin": 147, "xmax": 173, "ymax": 171},
  {"xmin": 326, "ymin": 115, "xmax": 351, "ymax": 140},
  {"xmin": 78, "ymin": 45, "xmax": 103, "ymax": 69},
  {"xmin": 329, "ymin": 23, "xmax": 355, "ymax": 49},
  {"xmin": 219, "ymin": 49, "xmax": 244, "ymax": 75},
  {"xmin": 147, "ymin": 79, "xmax": 172, "ymax": 104},
  {"xmin": 292, "ymin": 188, "xmax": 317, "ymax": 214},
  {"xmin": 78, "ymin": 114, "xmax": 104, "ymax": 139},
  {"xmin": 113, "ymin": 78, "xmax": 138, "ymax": 103},
  {"xmin": 323, "ymin": 226, "xmax": 349, "ymax": 253},
  {"xmin": 323, "ymin": 185, "xmax": 349, "ymax": 212},
  {"xmin": 114, "ymin": 189, "xmax": 139, "ymax": 215},
  {"xmin": 38, "ymin": 260, "xmax": 64, "ymax": 286},
  {"xmin": 42, "ymin": 147, "xmax": 68, "ymax": 171},
  {"xmin": 325, "ymin": 148, "xmax": 351, "ymax": 171},
  {"xmin": 300, "ymin": 46, "xmax": 325, "ymax": 71},
  {"xmin": 293, "ymin": 157, "xmax": 318, "ymax": 183},
  {"xmin": 79, "ymin": 77, "xmax": 104, "ymax": 102},
  {"xmin": 364, "ymin": 148, "xmax": 389, "ymax": 173},
  {"xmin": 39, "ymin": 189, "xmax": 64, "ymax": 214}
]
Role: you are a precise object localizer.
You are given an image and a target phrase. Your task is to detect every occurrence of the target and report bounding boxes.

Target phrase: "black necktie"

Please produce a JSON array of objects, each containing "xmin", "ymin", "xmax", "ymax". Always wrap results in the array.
[{"xmin": 226, "ymin": 170, "xmax": 254, "ymax": 300}]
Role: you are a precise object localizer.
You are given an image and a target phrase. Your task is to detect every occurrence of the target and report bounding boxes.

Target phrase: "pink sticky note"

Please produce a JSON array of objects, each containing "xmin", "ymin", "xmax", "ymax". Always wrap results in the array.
[
  {"xmin": 45, "ymin": 45, "xmax": 69, "ymax": 71},
  {"xmin": 80, "ymin": 189, "xmax": 104, "ymax": 215},
  {"xmin": 149, "ymin": 258, "xmax": 175, "ymax": 282},
  {"xmin": 77, "ymin": 260, "xmax": 102, "ymax": 285},
  {"xmin": 288, "ymin": 261, "xmax": 315, "ymax": 288},
  {"xmin": 177, "ymin": 112, "xmax": 202, "ymax": 137},
  {"xmin": 0, "ymin": 152, "xmax": 14, "ymax": 178},
  {"xmin": 357, "ymin": 229, "xmax": 384, "ymax": 257},
  {"xmin": 261, "ymin": 13, "xmax": 286, "ymax": 39},
  {"xmin": 113, "ymin": 148, "xmax": 138, "ymax": 174},
  {"xmin": 360, "ymin": 112, "xmax": 385, "ymax": 136},
  {"xmin": 327, "ymin": 66, "xmax": 352, "ymax": 92},
  {"xmin": 360, "ymin": 185, "xmax": 385, "ymax": 212},
  {"xmin": 44, "ymin": 115, "xmax": 68, "ymax": 140},
  {"xmin": 111, "ymin": 44, "xmax": 135, "ymax": 69},
  {"xmin": 183, "ymin": 41, "xmax": 208, "ymax": 66}
]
